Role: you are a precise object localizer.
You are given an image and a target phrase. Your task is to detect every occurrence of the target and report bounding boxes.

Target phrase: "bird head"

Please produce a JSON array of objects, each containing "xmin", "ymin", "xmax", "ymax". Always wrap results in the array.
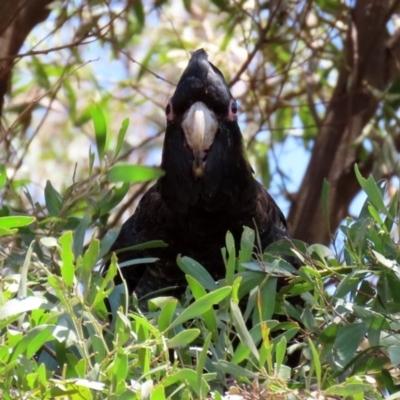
[{"xmin": 160, "ymin": 49, "xmax": 253, "ymax": 211}]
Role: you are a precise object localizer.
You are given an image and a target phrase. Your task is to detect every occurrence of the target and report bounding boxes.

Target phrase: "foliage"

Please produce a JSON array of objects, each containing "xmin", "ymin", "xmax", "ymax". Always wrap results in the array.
[
  {"xmin": 1, "ymin": 115, "xmax": 400, "ymax": 399},
  {"xmin": 2, "ymin": 0, "xmax": 400, "ymax": 399}
]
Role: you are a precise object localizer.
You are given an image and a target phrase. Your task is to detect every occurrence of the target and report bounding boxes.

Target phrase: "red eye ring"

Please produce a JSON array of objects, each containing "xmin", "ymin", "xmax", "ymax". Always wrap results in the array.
[
  {"xmin": 166, "ymin": 99, "xmax": 174, "ymax": 121},
  {"xmin": 230, "ymin": 101, "xmax": 238, "ymax": 114},
  {"xmin": 227, "ymin": 99, "xmax": 239, "ymax": 121}
]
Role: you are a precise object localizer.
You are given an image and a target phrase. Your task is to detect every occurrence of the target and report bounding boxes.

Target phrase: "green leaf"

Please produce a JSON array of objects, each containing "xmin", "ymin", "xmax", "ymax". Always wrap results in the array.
[
  {"xmin": 230, "ymin": 300, "xmax": 259, "ymax": 361},
  {"xmin": 0, "ymin": 297, "xmax": 57, "ymax": 320},
  {"xmin": 196, "ymin": 332, "xmax": 212, "ymax": 398},
  {"xmin": 333, "ymin": 323, "xmax": 367, "ymax": 367},
  {"xmin": 225, "ymin": 231, "xmax": 236, "ymax": 285},
  {"xmin": 0, "ymin": 227, "xmax": 16, "ymax": 237},
  {"xmin": 59, "ymin": 232, "xmax": 75, "ymax": 288},
  {"xmin": 132, "ymin": 1, "xmax": 145, "ymax": 29},
  {"xmin": 324, "ymin": 383, "xmax": 375, "ymax": 397},
  {"xmin": 167, "ymin": 328, "xmax": 200, "ymax": 348},
  {"xmin": 354, "ymin": 164, "xmax": 388, "ymax": 216},
  {"xmin": 388, "ymin": 346, "xmax": 400, "ymax": 367},
  {"xmin": 0, "ymin": 215, "xmax": 35, "ymax": 229},
  {"xmin": 44, "ymin": 180, "xmax": 63, "ymax": 217},
  {"xmin": 81, "ymin": 239, "xmax": 100, "ymax": 296},
  {"xmin": 239, "ymin": 226, "xmax": 255, "ymax": 263},
  {"xmin": 167, "ymin": 286, "xmax": 231, "ymax": 329},
  {"xmin": 162, "ymin": 369, "xmax": 209, "ymax": 399},
  {"xmin": 114, "ymin": 118, "xmax": 129, "ymax": 160},
  {"xmin": 91, "ymin": 104, "xmax": 107, "ymax": 161},
  {"xmin": 275, "ymin": 336, "xmax": 287, "ymax": 373},
  {"xmin": 308, "ymin": 338, "xmax": 322, "ymax": 389},
  {"xmin": 158, "ymin": 299, "xmax": 178, "ymax": 332},
  {"xmin": 214, "ymin": 360, "xmax": 259, "ymax": 379},
  {"xmin": 107, "ymin": 164, "xmax": 165, "ymax": 183},
  {"xmin": 73, "ymin": 213, "xmax": 91, "ymax": 257},
  {"xmin": 177, "ymin": 256, "xmax": 217, "ymax": 291},
  {"xmin": 186, "ymin": 275, "xmax": 218, "ymax": 339},
  {"xmin": 0, "ymin": 164, "xmax": 6, "ymax": 189},
  {"xmin": 10, "ymin": 325, "xmax": 54, "ymax": 362}
]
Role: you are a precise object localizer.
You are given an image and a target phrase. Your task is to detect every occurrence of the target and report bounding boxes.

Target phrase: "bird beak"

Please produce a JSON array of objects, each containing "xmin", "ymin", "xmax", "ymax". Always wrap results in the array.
[{"xmin": 181, "ymin": 101, "xmax": 218, "ymax": 177}]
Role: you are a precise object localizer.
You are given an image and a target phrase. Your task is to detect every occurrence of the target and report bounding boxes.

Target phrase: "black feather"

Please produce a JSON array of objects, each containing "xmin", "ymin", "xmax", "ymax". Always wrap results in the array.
[{"xmin": 107, "ymin": 49, "xmax": 297, "ymax": 305}]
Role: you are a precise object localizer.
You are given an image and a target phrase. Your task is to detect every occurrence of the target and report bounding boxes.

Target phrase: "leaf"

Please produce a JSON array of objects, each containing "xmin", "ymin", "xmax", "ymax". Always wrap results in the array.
[
  {"xmin": 324, "ymin": 383, "xmax": 375, "ymax": 397},
  {"xmin": 167, "ymin": 329, "xmax": 200, "ymax": 348},
  {"xmin": 275, "ymin": 336, "xmax": 287, "ymax": 373},
  {"xmin": 73, "ymin": 213, "xmax": 91, "ymax": 257},
  {"xmin": 167, "ymin": 286, "xmax": 231, "ymax": 329},
  {"xmin": 114, "ymin": 118, "xmax": 129, "ymax": 160},
  {"xmin": 354, "ymin": 164, "xmax": 388, "ymax": 216},
  {"xmin": 0, "ymin": 297, "xmax": 57, "ymax": 320},
  {"xmin": 256, "ymin": 278, "xmax": 277, "ymax": 322},
  {"xmin": 0, "ymin": 227, "xmax": 16, "ymax": 237},
  {"xmin": 107, "ymin": 164, "xmax": 165, "ymax": 183},
  {"xmin": 0, "ymin": 216, "xmax": 35, "ymax": 229},
  {"xmin": 388, "ymin": 346, "xmax": 400, "ymax": 367},
  {"xmin": 196, "ymin": 332, "xmax": 212, "ymax": 398},
  {"xmin": 225, "ymin": 231, "xmax": 236, "ymax": 285},
  {"xmin": 162, "ymin": 369, "xmax": 209, "ymax": 399},
  {"xmin": 0, "ymin": 164, "xmax": 6, "ymax": 189},
  {"xmin": 10, "ymin": 325, "xmax": 54, "ymax": 361},
  {"xmin": 230, "ymin": 300, "xmax": 259, "ymax": 361},
  {"xmin": 308, "ymin": 338, "xmax": 322, "ymax": 389},
  {"xmin": 40, "ymin": 236, "xmax": 59, "ymax": 248},
  {"xmin": 158, "ymin": 299, "xmax": 178, "ymax": 332},
  {"xmin": 333, "ymin": 323, "xmax": 367, "ymax": 367},
  {"xmin": 91, "ymin": 104, "xmax": 107, "ymax": 161},
  {"xmin": 177, "ymin": 256, "xmax": 217, "ymax": 291},
  {"xmin": 81, "ymin": 238, "xmax": 100, "ymax": 295},
  {"xmin": 44, "ymin": 180, "xmax": 63, "ymax": 217},
  {"xmin": 214, "ymin": 360, "xmax": 259, "ymax": 379},
  {"xmin": 132, "ymin": 1, "xmax": 145, "ymax": 29},
  {"xmin": 18, "ymin": 241, "xmax": 35, "ymax": 299},
  {"xmin": 239, "ymin": 226, "xmax": 255, "ymax": 263},
  {"xmin": 59, "ymin": 231, "xmax": 75, "ymax": 288},
  {"xmin": 186, "ymin": 275, "xmax": 218, "ymax": 339}
]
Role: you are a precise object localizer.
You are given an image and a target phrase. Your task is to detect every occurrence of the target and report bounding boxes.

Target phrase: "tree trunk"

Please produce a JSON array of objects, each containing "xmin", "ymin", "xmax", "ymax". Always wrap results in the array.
[
  {"xmin": 0, "ymin": 0, "xmax": 54, "ymax": 121},
  {"xmin": 287, "ymin": 0, "xmax": 400, "ymax": 245}
]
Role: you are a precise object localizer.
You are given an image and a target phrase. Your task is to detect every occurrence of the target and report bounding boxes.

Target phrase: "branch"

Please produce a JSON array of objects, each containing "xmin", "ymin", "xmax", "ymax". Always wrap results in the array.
[{"xmin": 287, "ymin": 0, "xmax": 393, "ymax": 244}]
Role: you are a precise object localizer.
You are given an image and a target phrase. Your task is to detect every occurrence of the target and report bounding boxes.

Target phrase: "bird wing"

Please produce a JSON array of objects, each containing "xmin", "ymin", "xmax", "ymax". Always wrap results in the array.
[
  {"xmin": 253, "ymin": 181, "xmax": 290, "ymax": 248},
  {"xmin": 107, "ymin": 183, "xmax": 169, "ymax": 293}
]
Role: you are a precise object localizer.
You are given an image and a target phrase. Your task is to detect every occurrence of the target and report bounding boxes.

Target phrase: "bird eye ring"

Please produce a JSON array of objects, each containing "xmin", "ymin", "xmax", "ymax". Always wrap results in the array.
[
  {"xmin": 166, "ymin": 99, "xmax": 174, "ymax": 121},
  {"xmin": 230, "ymin": 101, "xmax": 238, "ymax": 115},
  {"xmin": 227, "ymin": 99, "xmax": 239, "ymax": 121}
]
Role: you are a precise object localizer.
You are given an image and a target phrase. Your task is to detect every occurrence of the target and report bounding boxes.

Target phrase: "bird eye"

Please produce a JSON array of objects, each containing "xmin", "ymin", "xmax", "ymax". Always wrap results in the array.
[
  {"xmin": 227, "ymin": 99, "xmax": 239, "ymax": 121},
  {"xmin": 166, "ymin": 99, "xmax": 174, "ymax": 121},
  {"xmin": 230, "ymin": 101, "xmax": 238, "ymax": 115}
]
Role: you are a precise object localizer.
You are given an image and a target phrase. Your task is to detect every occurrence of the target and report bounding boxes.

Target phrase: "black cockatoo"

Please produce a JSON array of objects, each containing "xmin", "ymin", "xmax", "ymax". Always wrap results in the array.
[{"xmin": 108, "ymin": 49, "xmax": 295, "ymax": 305}]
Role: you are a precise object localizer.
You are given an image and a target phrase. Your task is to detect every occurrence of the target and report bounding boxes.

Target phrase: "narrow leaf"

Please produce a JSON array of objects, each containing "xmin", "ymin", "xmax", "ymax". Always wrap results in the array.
[
  {"xmin": 230, "ymin": 300, "xmax": 259, "ymax": 361},
  {"xmin": 44, "ymin": 180, "xmax": 63, "ymax": 217},
  {"xmin": 114, "ymin": 118, "xmax": 129, "ymax": 160},
  {"xmin": 168, "ymin": 286, "xmax": 231, "ymax": 329},
  {"xmin": 59, "ymin": 232, "xmax": 75, "ymax": 288},
  {"xmin": 167, "ymin": 329, "xmax": 200, "ymax": 348},
  {"xmin": 91, "ymin": 104, "xmax": 107, "ymax": 161},
  {"xmin": 0, "ymin": 216, "xmax": 35, "ymax": 229},
  {"xmin": 107, "ymin": 164, "xmax": 164, "ymax": 183},
  {"xmin": 177, "ymin": 256, "xmax": 217, "ymax": 291}
]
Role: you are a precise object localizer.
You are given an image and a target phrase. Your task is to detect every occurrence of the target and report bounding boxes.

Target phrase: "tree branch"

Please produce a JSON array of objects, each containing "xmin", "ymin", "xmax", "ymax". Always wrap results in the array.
[{"xmin": 287, "ymin": 0, "xmax": 396, "ymax": 244}]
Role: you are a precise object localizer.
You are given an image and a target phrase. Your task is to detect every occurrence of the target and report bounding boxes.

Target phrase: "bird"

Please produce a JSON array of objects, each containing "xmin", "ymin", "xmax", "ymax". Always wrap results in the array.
[{"xmin": 107, "ymin": 49, "xmax": 295, "ymax": 307}]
